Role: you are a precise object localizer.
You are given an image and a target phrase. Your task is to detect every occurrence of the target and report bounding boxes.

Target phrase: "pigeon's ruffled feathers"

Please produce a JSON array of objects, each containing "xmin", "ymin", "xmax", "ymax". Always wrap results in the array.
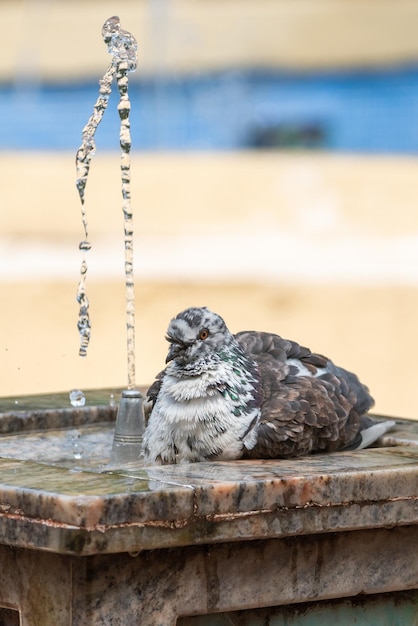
[
  {"xmin": 143, "ymin": 307, "xmax": 394, "ymax": 464},
  {"xmin": 234, "ymin": 330, "xmax": 373, "ymax": 458}
]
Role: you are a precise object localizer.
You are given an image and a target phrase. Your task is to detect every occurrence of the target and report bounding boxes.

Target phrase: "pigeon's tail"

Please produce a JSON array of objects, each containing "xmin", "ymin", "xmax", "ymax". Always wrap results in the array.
[{"xmin": 343, "ymin": 416, "xmax": 396, "ymax": 451}]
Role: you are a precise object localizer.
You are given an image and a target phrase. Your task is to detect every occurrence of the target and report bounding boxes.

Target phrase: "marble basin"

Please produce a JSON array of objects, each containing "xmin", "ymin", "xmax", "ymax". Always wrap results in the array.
[
  {"xmin": 1, "ymin": 390, "xmax": 418, "ymax": 625},
  {"xmin": 0, "ymin": 389, "xmax": 119, "ymax": 470}
]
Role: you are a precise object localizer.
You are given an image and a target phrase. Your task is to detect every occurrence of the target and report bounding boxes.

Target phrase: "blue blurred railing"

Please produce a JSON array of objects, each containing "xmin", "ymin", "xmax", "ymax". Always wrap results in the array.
[{"xmin": 2, "ymin": 66, "xmax": 418, "ymax": 152}]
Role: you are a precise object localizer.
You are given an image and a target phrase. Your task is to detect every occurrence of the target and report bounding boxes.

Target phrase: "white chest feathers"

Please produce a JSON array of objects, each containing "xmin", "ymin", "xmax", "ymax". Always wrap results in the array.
[{"xmin": 143, "ymin": 364, "xmax": 260, "ymax": 464}]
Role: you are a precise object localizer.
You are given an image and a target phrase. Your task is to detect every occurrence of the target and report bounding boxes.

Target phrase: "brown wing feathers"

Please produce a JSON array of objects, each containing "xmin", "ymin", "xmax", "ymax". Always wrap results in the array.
[{"xmin": 236, "ymin": 331, "xmax": 372, "ymax": 458}]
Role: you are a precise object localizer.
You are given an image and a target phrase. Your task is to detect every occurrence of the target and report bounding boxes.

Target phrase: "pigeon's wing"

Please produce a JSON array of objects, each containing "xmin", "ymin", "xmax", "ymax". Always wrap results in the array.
[
  {"xmin": 144, "ymin": 370, "xmax": 165, "ymax": 424},
  {"xmin": 235, "ymin": 331, "xmax": 375, "ymax": 458}
]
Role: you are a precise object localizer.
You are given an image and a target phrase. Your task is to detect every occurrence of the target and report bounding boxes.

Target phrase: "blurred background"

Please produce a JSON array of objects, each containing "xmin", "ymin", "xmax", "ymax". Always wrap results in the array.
[{"xmin": 1, "ymin": 0, "xmax": 418, "ymax": 418}]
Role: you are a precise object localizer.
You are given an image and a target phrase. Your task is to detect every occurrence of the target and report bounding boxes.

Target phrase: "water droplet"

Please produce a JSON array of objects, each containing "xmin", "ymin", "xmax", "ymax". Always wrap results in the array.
[
  {"xmin": 79, "ymin": 240, "xmax": 92, "ymax": 251},
  {"xmin": 109, "ymin": 394, "xmax": 116, "ymax": 407},
  {"xmin": 69, "ymin": 389, "xmax": 86, "ymax": 407},
  {"xmin": 70, "ymin": 430, "xmax": 84, "ymax": 460},
  {"xmin": 73, "ymin": 444, "xmax": 83, "ymax": 460},
  {"xmin": 14, "ymin": 400, "xmax": 19, "ymax": 405}
]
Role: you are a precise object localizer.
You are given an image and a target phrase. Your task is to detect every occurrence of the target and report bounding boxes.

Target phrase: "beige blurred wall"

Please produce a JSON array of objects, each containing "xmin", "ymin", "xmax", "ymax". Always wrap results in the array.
[
  {"xmin": 1, "ymin": 3, "xmax": 418, "ymax": 420},
  {"xmin": 2, "ymin": 0, "xmax": 418, "ymax": 81},
  {"xmin": 1, "ymin": 152, "xmax": 418, "ymax": 420}
]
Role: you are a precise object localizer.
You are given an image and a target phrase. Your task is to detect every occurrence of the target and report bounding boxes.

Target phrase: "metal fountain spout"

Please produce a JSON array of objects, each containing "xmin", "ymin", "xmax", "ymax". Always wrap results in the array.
[{"xmin": 111, "ymin": 389, "xmax": 145, "ymax": 463}]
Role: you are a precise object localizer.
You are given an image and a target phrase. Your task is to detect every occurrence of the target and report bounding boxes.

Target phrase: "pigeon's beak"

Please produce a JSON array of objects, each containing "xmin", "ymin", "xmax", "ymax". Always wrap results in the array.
[{"xmin": 165, "ymin": 341, "xmax": 185, "ymax": 364}]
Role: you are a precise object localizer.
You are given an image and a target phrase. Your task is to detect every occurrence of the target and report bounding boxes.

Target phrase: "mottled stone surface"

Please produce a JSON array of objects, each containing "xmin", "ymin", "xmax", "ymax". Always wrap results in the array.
[
  {"xmin": 0, "ymin": 388, "xmax": 119, "ymax": 434},
  {"xmin": 0, "ymin": 397, "xmax": 418, "ymax": 624},
  {"xmin": 0, "ymin": 545, "xmax": 71, "ymax": 625},
  {"xmin": 3, "ymin": 526, "xmax": 418, "ymax": 625},
  {"xmin": 0, "ymin": 403, "xmax": 417, "ymax": 555}
]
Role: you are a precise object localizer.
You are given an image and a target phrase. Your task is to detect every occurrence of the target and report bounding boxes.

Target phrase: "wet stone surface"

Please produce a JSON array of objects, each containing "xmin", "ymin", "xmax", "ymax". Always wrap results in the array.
[
  {"xmin": 0, "ymin": 392, "xmax": 417, "ymax": 556},
  {"xmin": 0, "ymin": 388, "xmax": 121, "ymax": 434}
]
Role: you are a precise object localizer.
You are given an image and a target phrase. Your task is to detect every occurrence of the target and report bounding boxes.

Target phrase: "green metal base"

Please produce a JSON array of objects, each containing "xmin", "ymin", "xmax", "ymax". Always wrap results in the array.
[{"xmin": 179, "ymin": 589, "xmax": 418, "ymax": 626}]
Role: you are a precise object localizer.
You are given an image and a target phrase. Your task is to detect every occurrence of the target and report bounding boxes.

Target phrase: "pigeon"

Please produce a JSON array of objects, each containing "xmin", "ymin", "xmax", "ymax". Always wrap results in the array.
[{"xmin": 143, "ymin": 307, "xmax": 395, "ymax": 465}]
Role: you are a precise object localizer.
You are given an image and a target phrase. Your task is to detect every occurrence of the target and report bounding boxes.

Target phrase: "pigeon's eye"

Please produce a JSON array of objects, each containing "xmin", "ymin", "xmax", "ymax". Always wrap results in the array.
[{"xmin": 199, "ymin": 328, "xmax": 209, "ymax": 340}]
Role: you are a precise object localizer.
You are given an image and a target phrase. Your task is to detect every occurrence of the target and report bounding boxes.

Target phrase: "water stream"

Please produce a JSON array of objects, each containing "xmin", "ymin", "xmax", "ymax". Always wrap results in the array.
[{"xmin": 75, "ymin": 16, "xmax": 138, "ymax": 390}]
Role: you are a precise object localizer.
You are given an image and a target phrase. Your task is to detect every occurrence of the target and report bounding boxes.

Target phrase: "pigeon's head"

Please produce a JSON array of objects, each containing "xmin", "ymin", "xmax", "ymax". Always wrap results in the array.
[{"xmin": 165, "ymin": 307, "xmax": 232, "ymax": 368}]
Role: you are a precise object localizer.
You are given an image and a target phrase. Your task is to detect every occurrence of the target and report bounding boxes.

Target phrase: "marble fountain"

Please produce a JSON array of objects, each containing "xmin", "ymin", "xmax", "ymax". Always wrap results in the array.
[
  {"xmin": 3, "ymin": 15, "xmax": 418, "ymax": 626},
  {"xmin": 2, "ymin": 390, "xmax": 418, "ymax": 625}
]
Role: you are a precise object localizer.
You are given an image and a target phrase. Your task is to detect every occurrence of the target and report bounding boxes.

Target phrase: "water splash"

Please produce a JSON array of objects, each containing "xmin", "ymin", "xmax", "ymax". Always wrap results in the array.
[
  {"xmin": 116, "ymin": 47, "xmax": 137, "ymax": 389},
  {"xmin": 71, "ymin": 432, "xmax": 84, "ymax": 460},
  {"xmin": 75, "ymin": 59, "xmax": 116, "ymax": 357},
  {"xmin": 75, "ymin": 16, "xmax": 138, "ymax": 388},
  {"xmin": 102, "ymin": 15, "xmax": 138, "ymax": 72},
  {"xmin": 68, "ymin": 429, "xmax": 85, "ymax": 460},
  {"xmin": 69, "ymin": 389, "xmax": 86, "ymax": 408}
]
